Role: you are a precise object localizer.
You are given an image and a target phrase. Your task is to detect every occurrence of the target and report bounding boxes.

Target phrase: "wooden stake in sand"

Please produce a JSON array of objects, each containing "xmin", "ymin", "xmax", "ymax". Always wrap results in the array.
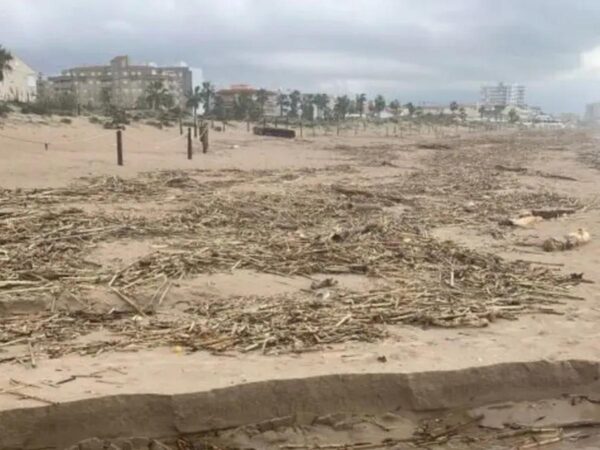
[
  {"xmin": 187, "ymin": 127, "xmax": 192, "ymax": 160},
  {"xmin": 116, "ymin": 130, "xmax": 123, "ymax": 166}
]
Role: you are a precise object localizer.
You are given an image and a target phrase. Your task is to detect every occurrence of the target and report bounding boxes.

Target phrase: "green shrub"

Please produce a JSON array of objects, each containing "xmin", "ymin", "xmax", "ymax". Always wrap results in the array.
[
  {"xmin": 0, "ymin": 102, "xmax": 11, "ymax": 117},
  {"xmin": 60, "ymin": 117, "xmax": 72, "ymax": 124}
]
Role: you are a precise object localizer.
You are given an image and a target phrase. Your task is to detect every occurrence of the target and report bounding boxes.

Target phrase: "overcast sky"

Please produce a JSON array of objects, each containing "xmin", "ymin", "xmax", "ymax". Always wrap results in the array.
[{"xmin": 3, "ymin": 0, "xmax": 600, "ymax": 113}]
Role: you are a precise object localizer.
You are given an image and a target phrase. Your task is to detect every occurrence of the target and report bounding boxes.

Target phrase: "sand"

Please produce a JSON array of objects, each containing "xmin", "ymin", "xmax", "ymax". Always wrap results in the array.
[{"xmin": 2, "ymin": 114, "xmax": 600, "ymax": 449}]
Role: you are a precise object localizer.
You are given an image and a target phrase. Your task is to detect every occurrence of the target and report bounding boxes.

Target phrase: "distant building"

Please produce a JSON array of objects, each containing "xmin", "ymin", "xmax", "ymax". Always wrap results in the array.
[
  {"xmin": 215, "ymin": 84, "xmax": 278, "ymax": 117},
  {"xmin": 481, "ymin": 82, "xmax": 525, "ymax": 108},
  {"xmin": 584, "ymin": 102, "xmax": 600, "ymax": 123},
  {"xmin": 45, "ymin": 56, "xmax": 192, "ymax": 109},
  {"xmin": 0, "ymin": 54, "xmax": 37, "ymax": 102}
]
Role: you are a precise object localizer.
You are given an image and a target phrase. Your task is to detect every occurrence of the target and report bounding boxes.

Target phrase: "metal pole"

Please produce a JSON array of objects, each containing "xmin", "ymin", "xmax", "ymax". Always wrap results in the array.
[{"xmin": 116, "ymin": 130, "xmax": 123, "ymax": 166}]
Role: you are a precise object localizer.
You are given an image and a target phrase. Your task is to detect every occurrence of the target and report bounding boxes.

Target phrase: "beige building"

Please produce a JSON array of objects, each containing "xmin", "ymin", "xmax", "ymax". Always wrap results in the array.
[
  {"xmin": 0, "ymin": 54, "xmax": 37, "ymax": 102},
  {"xmin": 45, "ymin": 56, "xmax": 192, "ymax": 109}
]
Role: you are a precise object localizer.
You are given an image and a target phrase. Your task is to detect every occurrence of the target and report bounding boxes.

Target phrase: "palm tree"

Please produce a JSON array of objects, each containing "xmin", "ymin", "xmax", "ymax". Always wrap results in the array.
[
  {"xmin": 276, "ymin": 92, "xmax": 289, "ymax": 117},
  {"xmin": 213, "ymin": 95, "xmax": 226, "ymax": 120},
  {"xmin": 201, "ymin": 81, "xmax": 215, "ymax": 115},
  {"xmin": 145, "ymin": 81, "xmax": 173, "ymax": 110},
  {"xmin": 186, "ymin": 85, "xmax": 203, "ymax": 119},
  {"xmin": 313, "ymin": 93, "xmax": 330, "ymax": 120},
  {"xmin": 374, "ymin": 95, "xmax": 386, "ymax": 115},
  {"xmin": 301, "ymin": 94, "xmax": 315, "ymax": 121},
  {"xmin": 234, "ymin": 92, "xmax": 256, "ymax": 120},
  {"xmin": 0, "ymin": 46, "xmax": 13, "ymax": 82},
  {"xmin": 289, "ymin": 90, "xmax": 301, "ymax": 118},
  {"xmin": 256, "ymin": 89, "xmax": 269, "ymax": 117},
  {"xmin": 334, "ymin": 95, "xmax": 351, "ymax": 120},
  {"xmin": 356, "ymin": 93, "xmax": 367, "ymax": 118}
]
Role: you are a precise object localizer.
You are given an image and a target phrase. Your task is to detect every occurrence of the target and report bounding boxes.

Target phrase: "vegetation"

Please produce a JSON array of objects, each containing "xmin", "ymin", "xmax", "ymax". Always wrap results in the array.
[
  {"xmin": 144, "ymin": 81, "xmax": 174, "ymax": 110},
  {"xmin": 289, "ymin": 90, "xmax": 301, "ymax": 118},
  {"xmin": 0, "ymin": 45, "xmax": 13, "ymax": 82},
  {"xmin": 0, "ymin": 102, "xmax": 11, "ymax": 117},
  {"xmin": 334, "ymin": 95, "xmax": 350, "ymax": 120},
  {"xmin": 405, "ymin": 102, "xmax": 416, "ymax": 116},
  {"xmin": 186, "ymin": 85, "xmax": 203, "ymax": 120},
  {"xmin": 234, "ymin": 92, "xmax": 260, "ymax": 120},
  {"xmin": 355, "ymin": 93, "xmax": 366, "ymax": 118},
  {"xmin": 313, "ymin": 93, "xmax": 330, "ymax": 119},
  {"xmin": 374, "ymin": 95, "xmax": 386, "ymax": 115},
  {"xmin": 201, "ymin": 81, "xmax": 215, "ymax": 115},
  {"xmin": 389, "ymin": 99, "xmax": 400, "ymax": 115},
  {"xmin": 21, "ymin": 92, "xmax": 77, "ymax": 115},
  {"xmin": 276, "ymin": 93, "xmax": 289, "ymax": 117},
  {"xmin": 256, "ymin": 89, "xmax": 269, "ymax": 117},
  {"xmin": 508, "ymin": 108, "xmax": 520, "ymax": 123},
  {"xmin": 449, "ymin": 101, "xmax": 459, "ymax": 112},
  {"xmin": 212, "ymin": 95, "xmax": 226, "ymax": 120}
]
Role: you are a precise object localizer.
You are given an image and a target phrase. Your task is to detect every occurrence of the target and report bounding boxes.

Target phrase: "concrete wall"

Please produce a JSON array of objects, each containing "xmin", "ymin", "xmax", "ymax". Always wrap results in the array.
[{"xmin": 0, "ymin": 55, "xmax": 37, "ymax": 102}]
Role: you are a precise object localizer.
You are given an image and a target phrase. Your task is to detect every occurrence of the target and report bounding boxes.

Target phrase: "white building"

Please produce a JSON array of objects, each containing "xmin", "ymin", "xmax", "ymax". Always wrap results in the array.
[
  {"xmin": 584, "ymin": 102, "xmax": 600, "ymax": 123},
  {"xmin": 481, "ymin": 82, "xmax": 525, "ymax": 108},
  {"xmin": 0, "ymin": 54, "xmax": 37, "ymax": 102}
]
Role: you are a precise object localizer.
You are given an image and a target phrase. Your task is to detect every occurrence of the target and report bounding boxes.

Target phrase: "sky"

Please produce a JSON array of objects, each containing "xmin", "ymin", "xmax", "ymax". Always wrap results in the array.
[{"xmin": 3, "ymin": 0, "xmax": 600, "ymax": 113}]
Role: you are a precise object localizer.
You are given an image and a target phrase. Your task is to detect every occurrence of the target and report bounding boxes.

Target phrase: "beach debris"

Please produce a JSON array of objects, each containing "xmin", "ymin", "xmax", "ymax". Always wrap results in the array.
[{"xmin": 543, "ymin": 228, "xmax": 591, "ymax": 252}]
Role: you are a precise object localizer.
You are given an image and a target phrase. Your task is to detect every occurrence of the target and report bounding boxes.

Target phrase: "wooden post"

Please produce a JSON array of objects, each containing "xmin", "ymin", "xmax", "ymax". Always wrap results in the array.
[
  {"xmin": 300, "ymin": 122, "xmax": 303, "ymax": 138},
  {"xmin": 187, "ymin": 127, "xmax": 192, "ymax": 160},
  {"xmin": 246, "ymin": 119, "xmax": 250, "ymax": 132},
  {"xmin": 201, "ymin": 124, "xmax": 209, "ymax": 154},
  {"xmin": 312, "ymin": 122, "xmax": 316, "ymax": 137},
  {"xmin": 194, "ymin": 120, "xmax": 198, "ymax": 138},
  {"xmin": 179, "ymin": 117, "xmax": 183, "ymax": 135},
  {"xmin": 222, "ymin": 122, "xmax": 226, "ymax": 132},
  {"xmin": 336, "ymin": 122, "xmax": 340, "ymax": 136},
  {"xmin": 116, "ymin": 130, "xmax": 123, "ymax": 166}
]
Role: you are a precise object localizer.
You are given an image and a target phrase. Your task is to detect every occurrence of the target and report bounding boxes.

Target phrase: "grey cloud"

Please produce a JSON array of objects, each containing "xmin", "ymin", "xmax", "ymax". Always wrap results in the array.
[{"xmin": 3, "ymin": 0, "xmax": 600, "ymax": 112}]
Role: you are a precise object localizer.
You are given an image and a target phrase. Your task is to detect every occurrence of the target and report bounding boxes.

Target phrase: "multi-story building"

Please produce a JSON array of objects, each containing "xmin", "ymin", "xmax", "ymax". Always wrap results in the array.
[
  {"xmin": 584, "ymin": 102, "xmax": 600, "ymax": 123},
  {"xmin": 45, "ymin": 56, "xmax": 192, "ymax": 109},
  {"xmin": 0, "ymin": 53, "xmax": 37, "ymax": 102},
  {"xmin": 481, "ymin": 82, "xmax": 525, "ymax": 108}
]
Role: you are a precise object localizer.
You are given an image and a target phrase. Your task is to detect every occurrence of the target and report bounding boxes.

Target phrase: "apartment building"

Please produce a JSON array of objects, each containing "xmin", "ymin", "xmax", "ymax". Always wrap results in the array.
[
  {"xmin": 45, "ymin": 56, "xmax": 192, "ymax": 109},
  {"xmin": 481, "ymin": 82, "xmax": 525, "ymax": 107},
  {"xmin": 0, "ymin": 54, "xmax": 37, "ymax": 102}
]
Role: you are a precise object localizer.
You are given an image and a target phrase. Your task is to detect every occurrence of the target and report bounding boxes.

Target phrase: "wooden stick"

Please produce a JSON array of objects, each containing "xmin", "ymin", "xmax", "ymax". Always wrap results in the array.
[{"xmin": 110, "ymin": 287, "xmax": 147, "ymax": 317}]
